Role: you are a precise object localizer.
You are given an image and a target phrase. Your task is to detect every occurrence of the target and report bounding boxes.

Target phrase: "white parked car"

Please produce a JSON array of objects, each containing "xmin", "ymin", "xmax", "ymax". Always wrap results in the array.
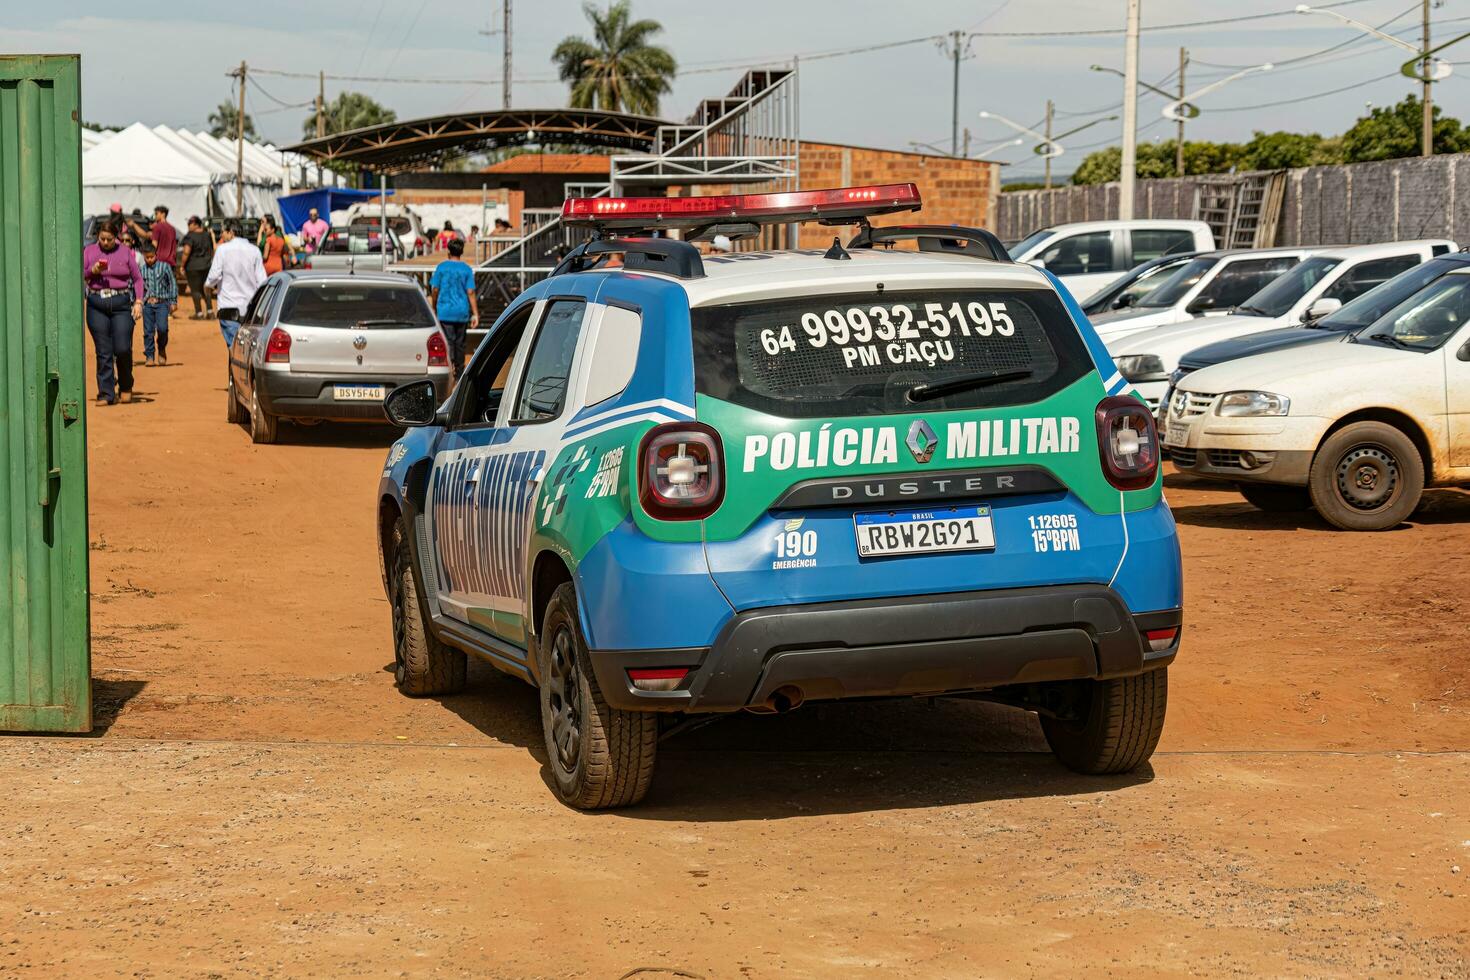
[
  {"xmin": 1089, "ymin": 247, "xmax": 1317, "ymax": 341},
  {"xmin": 1108, "ymin": 240, "xmax": 1455, "ymax": 408},
  {"xmin": 1008, "ymin": 219, "xmax": 1214, "ymax": 300},
  {"xmin": 1164, "ymin": 263, "xmax": 1470, "ymax": 530}
]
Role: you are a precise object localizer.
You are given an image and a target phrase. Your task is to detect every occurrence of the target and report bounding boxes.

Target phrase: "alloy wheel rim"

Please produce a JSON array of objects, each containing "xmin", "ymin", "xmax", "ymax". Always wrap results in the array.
[
  {"xmin": 546, "ymin": 627, "xmax": 583, "ymax": 773},
  {"xmin": 1335, "ymin": 444, "xmax": 1398, "ymax": 511}
]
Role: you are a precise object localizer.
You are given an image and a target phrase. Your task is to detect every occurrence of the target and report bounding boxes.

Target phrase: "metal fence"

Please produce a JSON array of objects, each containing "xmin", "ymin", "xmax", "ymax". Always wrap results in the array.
[{"xmin": 995, "ymin": 153, "xmax": 1470, "ymax": 248}]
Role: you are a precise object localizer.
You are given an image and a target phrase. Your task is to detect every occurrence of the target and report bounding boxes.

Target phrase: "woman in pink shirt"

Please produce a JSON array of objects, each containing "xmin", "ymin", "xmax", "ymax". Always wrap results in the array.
[{"xmin": 82, "ymin": 220, "xmax": 144, "ymax": 405}]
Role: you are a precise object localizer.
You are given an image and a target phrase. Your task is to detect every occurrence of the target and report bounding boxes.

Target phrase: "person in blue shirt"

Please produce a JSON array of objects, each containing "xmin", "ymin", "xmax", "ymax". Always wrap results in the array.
[{"xmin": 428, "ymin": 238, "xmax": 478, "ymax": 379}]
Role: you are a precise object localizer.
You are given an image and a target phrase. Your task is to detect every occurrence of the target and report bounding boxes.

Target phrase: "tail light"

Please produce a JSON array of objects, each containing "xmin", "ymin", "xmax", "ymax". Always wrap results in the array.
[
  {"xmin": 1144, "ymin": 627, "xmax": 1179, "ymax": 653},
  {"xmin": 1095, "ymin": 394, "xmax": 1159, "ymax": 491},
  {"xmin": 264, "ymin": 327, "xmax": 291, "ymax": 363},
  {"xmin": 638, "ymin": 422, "xmax": 725, "ymax": 520},
  {"xmin": 627, "ymin": 667, "xmax": 690, "ymax": 692},
  {"xmin": 427, "ymin": 331, "xmax": 448, "ymax": 366}
]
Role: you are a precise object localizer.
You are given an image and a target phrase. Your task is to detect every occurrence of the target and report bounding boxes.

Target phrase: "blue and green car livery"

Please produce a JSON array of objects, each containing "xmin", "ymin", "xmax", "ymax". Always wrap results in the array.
[{"xmin": 376, "ymin": 185, "xmax": 1182, "ymax": 808}]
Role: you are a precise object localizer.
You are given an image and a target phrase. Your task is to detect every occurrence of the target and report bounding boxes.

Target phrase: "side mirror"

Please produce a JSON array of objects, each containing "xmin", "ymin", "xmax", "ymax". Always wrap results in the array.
[
  {"xmin": 1185, "ymin": 296, "xmax": 1215, "ymax": 315},
  {"xmin": 1458, "ymin": 338, "xmax": 1470, "ymax": 362},
  {"xmin": 1305, "ymin": 297, "xmax": 1342, "ymax": 321},
  {"xmin": 384, "ymin": 379, "xmax": 440, "ymax": 427}
]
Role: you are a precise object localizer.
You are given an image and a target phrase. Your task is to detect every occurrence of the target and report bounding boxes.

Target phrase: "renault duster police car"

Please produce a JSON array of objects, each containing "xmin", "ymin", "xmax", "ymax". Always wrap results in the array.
[{"xmin": 376, "ymin": 184, "xmax": 1182, "ymax": 809}]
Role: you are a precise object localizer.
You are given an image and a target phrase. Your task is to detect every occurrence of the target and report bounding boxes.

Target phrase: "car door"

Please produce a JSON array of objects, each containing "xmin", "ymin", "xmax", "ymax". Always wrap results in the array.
[
  {"xmin": 1039, "ymin": 230, "xmax": 1118, "ymax": 297},
  {"xmin": 231, "ymin": 280, "xmax": 276, "ymax": 400},
  {"xmin": 1190, "ymin": 255, "xmax": 1301, "ymax": 315},
  {"xmin": 426, "ymin": 297, "xmax": 593, "ymax": 646},
  {"xmin": 1321, "ymin": 255, "xmax": 1422, "ymax": 307},
  {"xmin": 1446, "ymin": 322, "xmax": 1470, "ymax": 468}
]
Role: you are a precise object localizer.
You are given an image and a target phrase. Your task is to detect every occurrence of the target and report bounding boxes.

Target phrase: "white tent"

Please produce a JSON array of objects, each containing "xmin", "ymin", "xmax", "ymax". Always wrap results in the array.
[{"xmin": 82, "ymin": 122, "xmax": 219, "ymax": 217}]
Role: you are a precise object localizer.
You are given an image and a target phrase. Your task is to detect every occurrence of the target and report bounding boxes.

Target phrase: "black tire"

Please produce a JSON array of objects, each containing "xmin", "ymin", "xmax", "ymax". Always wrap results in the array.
[
  {"xmin": 388, "ymin": 517, "xmax": 466, "ymax": 696},
  {"xmin": 1041, "ymin": 668, "xmax": 1168, "ymax": 775},
  {"xmin": 226, "ymin": 373, "xmax": 242, "ymax": 424},
  {"xmin": 539, "ymin": 583, "xmax": 657, "ymax": 809},
  {"xmin": 1308, "ymin": 421, "xmax": 1424, "ymax": 531},
  {"xmin": 1236, "ymin": 482, "xmax": 1312, "ymax": 512},
  {"xmin": 248, "ymin": 382, "xmax": 279, "ymax": 445}
]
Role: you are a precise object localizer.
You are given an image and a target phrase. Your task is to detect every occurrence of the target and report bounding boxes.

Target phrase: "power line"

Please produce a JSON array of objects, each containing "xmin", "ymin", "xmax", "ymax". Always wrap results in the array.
[
  {"xmin": 965, "ymin": 0, "xmax": 1374, "ymax": 38},
  {"xmin": 1209, "ymin": 70, "xmax": 1401, "ymax": 111}
]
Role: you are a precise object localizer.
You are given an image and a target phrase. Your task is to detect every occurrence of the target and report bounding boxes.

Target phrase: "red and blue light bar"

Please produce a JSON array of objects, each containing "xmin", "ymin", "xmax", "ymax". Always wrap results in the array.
[{"xmin": 561, "ymin": 183, "xmax": 922, "ymax": 230}]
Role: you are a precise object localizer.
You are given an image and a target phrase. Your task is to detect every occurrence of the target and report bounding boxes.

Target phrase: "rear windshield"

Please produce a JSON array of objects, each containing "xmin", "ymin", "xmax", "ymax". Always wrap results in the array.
[
  {"xmin": 279, "ymin": 282, "xmax": 435, "ymax": 329},
  {"xmin": 691, "ymin": 287, "xmax": 1091, "ymax": 418},
  {"xmin": 319, "ymin": 228, "xmax": 392, "ymax": 254}
]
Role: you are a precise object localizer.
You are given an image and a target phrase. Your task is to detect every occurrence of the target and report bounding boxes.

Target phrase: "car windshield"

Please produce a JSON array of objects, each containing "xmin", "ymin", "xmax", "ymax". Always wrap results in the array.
[
  {"xmin": 1007, "ymin": 229, "xmax": 1056, "ymax": 259},
  {"xmin": 278, "ymin": 282, "xmax": 435, "ymax": 329},
  {"xmin": 690, "ymin": 287, "xmax": 1091, "ymax": 418},
  {"xmin": 1357, "ymin": 273, "xmax": 1470, "ymax": 351},
  {"xmin": 1316, "ymin": 258, "xmax": 1454, "ymax": 331},
  {"xmin": 1134, "ymin": 257, "xmax": 1217, "ymax": 308},
  {"xmin": 1235, "ymin": 256, "xmax": 1342, "ymax": 317},
  {"xmin": 319, "ymin": 227, "xmax": 394, "ymax": 254}
]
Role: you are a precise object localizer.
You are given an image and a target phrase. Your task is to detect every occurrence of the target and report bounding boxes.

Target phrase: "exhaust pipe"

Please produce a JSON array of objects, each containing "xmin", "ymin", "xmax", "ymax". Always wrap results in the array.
[{"xmin": 746, "ymin": 685, "xmax": 805, "ymax": 715}]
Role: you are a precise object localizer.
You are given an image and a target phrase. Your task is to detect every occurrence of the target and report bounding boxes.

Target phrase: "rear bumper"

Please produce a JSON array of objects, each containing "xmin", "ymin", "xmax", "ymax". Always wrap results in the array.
[
  {"xmin": 257, "ymin": 371, "xmax": 450, "ymax": 421},
  {"xmin": 588, "ymin": 585, "xmax": 1180, "ymax": 713}
]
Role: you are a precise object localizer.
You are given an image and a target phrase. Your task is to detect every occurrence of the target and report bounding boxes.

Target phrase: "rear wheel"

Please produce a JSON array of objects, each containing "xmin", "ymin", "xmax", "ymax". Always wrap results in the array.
[
  {"xmin": 388, "ymin": 517, "xmax": 466, "ymax": 696},
  {"xmin": 1308, "ymin": 422, "xmax": 1423, "ymax": 531},
  {"xmin": 539, "ymin": 583, "xmax": 657, "ymax": 809},
  {"xmin": 1041, "ymin": 669, "xmax": 1167, "ymax": 775},
  {"xmin": 1237, "ymin": 482, "xmax": 1312, "ymax": 512},
  {"xmin": 248, "ymin": 382, "xmax": 279, "ymax": 445}
]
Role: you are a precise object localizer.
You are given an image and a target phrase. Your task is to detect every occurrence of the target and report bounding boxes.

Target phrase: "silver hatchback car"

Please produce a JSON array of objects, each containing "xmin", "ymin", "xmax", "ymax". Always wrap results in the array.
[{"xmin": 226, "ymin": 270, "xmax": 452, "ymax": 444}]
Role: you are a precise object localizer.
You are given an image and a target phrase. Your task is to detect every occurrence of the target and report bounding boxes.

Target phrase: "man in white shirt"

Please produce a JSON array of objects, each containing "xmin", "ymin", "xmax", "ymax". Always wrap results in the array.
[{"xmin": 205, "ymin": 219, "xmax": 268, "ymax": 348}]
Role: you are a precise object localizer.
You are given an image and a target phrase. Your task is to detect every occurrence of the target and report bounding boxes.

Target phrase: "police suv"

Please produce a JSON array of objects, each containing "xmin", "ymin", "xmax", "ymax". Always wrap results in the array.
[{"xmin": 376, "ymin": 184, "xmax": 1182, "ymax": 809}]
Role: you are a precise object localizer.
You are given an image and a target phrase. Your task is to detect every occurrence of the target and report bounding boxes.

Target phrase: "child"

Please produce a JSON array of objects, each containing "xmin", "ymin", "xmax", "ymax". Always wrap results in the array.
[
  {"xmin": 428, "ymin": 238, "xmax": 478, "ymax": 379},
  {"xmin": 139, "ymin": 241, "xmax": 178, "ymax": 366}
]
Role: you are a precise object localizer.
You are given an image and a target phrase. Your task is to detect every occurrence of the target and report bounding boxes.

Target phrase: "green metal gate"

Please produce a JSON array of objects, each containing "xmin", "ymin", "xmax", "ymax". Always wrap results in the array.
[{"xmin": 0, "ymin": 55, "xmax": 91, "ymax": 732}]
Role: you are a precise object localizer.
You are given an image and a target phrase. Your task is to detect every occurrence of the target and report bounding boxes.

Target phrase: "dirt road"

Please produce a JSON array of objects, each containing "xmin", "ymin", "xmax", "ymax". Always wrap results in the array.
[{"xmin": 3, "ymin": 321, "xmax": 1468, "ymax": 976}]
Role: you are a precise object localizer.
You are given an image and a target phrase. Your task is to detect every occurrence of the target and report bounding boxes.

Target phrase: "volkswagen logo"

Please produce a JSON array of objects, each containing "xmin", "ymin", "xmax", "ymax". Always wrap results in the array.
[
  {"xmin": 1170, "ymin": 390, "xmax": 1187, "ymax": 418},
  {"xmin": 353, "ymin": 334, "xmax": 368, "ymax": 350},
  {"xmin": 906, "ymin": 419, "xmax": 939, "ymax": 464}
]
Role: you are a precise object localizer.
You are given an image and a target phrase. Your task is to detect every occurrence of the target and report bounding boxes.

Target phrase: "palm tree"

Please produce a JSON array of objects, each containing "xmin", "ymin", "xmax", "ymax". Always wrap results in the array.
[
  {"xmin": 207, "ymin": 101, "xmax": 257, "ymax": 140},
  {"xmin": 552, "ymin": 1, "xmax": 677, "ymax": 116},
  {"xmin": 304, "ymin": 92, "xmax": 397, "ymax": 139}
]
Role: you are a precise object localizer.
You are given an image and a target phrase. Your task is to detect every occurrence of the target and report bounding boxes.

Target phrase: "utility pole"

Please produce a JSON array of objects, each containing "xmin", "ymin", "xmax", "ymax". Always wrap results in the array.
[
  {"xmin": 1043, "ymin": 100, "xmax": 1054, "ymax": 189},
  {"xmin": 316, "ymin": 70, "xmax": 326, "ymax": 138},
  {"xmin": 503, "ymin": 0, "xmax": 513, "ymax": 109},
  {"xmin": 234, "ymin": 60, "xmax": 247, "ymax": 217},
  {"xmin": 963, "ymin": 127, "xmax": 972, "ymax": 158},
  {"xmin": 950, "ymin": 29, "xmax": 963, "ymax": 156},
  {"xmin": 1422, "ymin": 0, "xmax": 1433, "ymax": 157},
  {"xmin": 1119, "ymin": 0, "xmax": 1141, "ymax": 219},
  {"xmin": 1176, "ymin": 47, "xmax": 1187, "ymax": 177}
]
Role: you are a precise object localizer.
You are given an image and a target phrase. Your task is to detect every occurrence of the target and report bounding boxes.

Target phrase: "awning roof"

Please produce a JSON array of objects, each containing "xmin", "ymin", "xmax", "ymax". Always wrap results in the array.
[{"xmin": 284, "ymin": 107, "xmax": 670, "ymax": 174}]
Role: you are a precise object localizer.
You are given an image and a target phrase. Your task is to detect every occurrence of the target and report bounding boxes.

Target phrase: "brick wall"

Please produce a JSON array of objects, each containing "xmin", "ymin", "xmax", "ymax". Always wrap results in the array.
[{"xmin": 795, "ymin": 142, "xmax": 1000, "ymax": 249}]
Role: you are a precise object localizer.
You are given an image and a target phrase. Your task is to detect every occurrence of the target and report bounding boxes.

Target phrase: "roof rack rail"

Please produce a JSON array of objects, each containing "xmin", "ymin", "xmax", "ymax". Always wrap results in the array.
[
  {"xmin": 550, "ymin": 237, "xmax": 705, "ymax": 280},
  {"xmin": 846, "ymin": 224, "xmax": 1012, "ymax": 263}
]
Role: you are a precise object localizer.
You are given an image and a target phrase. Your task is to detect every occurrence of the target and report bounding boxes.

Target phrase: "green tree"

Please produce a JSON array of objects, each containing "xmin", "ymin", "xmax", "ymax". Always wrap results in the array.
[
  {"xmin": 304, "ymin": 91, "xmax": 397, "ymax": 139},
  {"xmin": 207, "ymin": 101, "xmax": 257, "ymax": 140},
  {"xmin": 1340, "ymin": 95, "xmax": 1470, "ymax": 162},
  {"xmin": 552, "ymin": 1, "xmax": 677, "ymax": 116},
  {"xmin": 1240, "ymin": 130, "xmax": 1338, "ymax": 170}
]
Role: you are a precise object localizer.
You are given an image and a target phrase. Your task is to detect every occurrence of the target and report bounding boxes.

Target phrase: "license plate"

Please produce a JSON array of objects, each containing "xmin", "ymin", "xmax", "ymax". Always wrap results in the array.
[
  {"xmin": 333, "ymin": 384, "xmax": 386, "ymax": 402},
  {"xmin": 1166, "ymin": 423, "xmax": 1189, "ymax": 447},
  {"xmin": 854, "ymin": 505, "xmax": 995, "ymax": 558}
]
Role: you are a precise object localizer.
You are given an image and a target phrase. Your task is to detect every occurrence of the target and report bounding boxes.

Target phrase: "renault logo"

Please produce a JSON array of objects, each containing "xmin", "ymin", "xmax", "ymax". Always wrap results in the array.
[
  {"xmin": 906, "ymin": 419, "xmax": 939, "ymax": 464},
  {"xmin": 353, "ymin": 334, "xmax": 368, "ymax": 350}
]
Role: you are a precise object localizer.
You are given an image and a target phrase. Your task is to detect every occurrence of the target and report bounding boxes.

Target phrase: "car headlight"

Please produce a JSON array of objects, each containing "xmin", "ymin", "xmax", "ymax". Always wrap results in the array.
[
  {"xmin": 1217, "ymin": 391, "xmax": 1290, "ymax": 417},
  {"xmin": 1115, "ymin": 354, "xmax": 1168, "ymax": 382}
]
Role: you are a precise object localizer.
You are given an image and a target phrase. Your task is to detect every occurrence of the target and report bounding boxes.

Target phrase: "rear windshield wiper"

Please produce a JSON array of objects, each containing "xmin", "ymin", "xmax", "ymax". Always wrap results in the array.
[
  {"xmin": 906, "ymin": 368, "xmax": 1033, "ymax": 403},
  {"xmin": 356, "ymin": 319, "xmax": 414, "ymax": 329}
]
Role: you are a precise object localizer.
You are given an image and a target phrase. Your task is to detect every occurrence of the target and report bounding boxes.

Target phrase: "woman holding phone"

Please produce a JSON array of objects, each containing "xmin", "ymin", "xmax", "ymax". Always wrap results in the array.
[{"xmin": 82, "ymin": 219, "xmax": 144, "ymax": 405}]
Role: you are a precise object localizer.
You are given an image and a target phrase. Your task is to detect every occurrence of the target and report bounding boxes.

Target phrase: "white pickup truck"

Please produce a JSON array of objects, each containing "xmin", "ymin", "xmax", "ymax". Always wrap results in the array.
[{"xmin": 1008, "ymin": 219, "xmax": 1215, "ymax": 300}]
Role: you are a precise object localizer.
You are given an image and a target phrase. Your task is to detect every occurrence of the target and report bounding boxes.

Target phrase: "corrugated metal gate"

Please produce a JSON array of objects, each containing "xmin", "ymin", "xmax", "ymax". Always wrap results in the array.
[{"xmin": 0, "ymin": 55, "xmax": 91, "ymax": 732}]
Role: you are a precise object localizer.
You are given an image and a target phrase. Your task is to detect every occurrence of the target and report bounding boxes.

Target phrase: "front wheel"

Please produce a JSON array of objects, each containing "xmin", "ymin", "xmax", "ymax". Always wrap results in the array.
[
  {"xmin": 1041, "ymin": 669, "xmax": 1167, "ymax": 775},
  {"xmin": 1308, "ymin": 422, "xmax": 1423, "ymax": 531},
  {"xmin": 1237, "ymin": 482, "xmax": 1312, "ymax": 512},
  {"xmin": 539, "ymin": 583, "xmax": 657, "ymax": 809}
]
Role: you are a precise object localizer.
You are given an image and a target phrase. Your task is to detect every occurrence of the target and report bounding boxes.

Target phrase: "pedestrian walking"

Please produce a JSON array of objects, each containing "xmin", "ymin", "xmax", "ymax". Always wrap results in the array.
[
  {"xmin": 260, "ymin": 215, "xmax": 291, "ymax": 275},
  {"xmin": 301, "ymin": 207, "xmax": 330, "ymax": 254},
  {"xmin": 139, "ymin": 241, "xmax": 178, "ymax": 366},
  {"xmin": 179, "ymin": 216, "xmax": 216, "ymax": 319},
  {"xmin": 435, "ymin": 221, "xmax": 462, "ymax": 252},
  {"xmin": 428, "ymin": 238, "xmax": 478, "ymax": 379},
  {"xmin": 82, "ymin": 220, "xmax": 144, "ymax": 405},
  {"xmin": 205, "ymin": 219, "xmax": 267, "ymax": 349}
]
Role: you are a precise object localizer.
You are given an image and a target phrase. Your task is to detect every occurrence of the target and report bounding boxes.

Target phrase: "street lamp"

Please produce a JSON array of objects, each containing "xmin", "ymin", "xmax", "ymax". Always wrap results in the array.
[
  {"xmin": 978, "ymin": 111, "xmax": 1062, "ymax": 158},
  {"xmin": 1090, "ymin": 65, "xmax": 1197, "ymax": 117},
  {"xmin": 1296, "ymin": 3, "xmax": 1470, "ymax": 157},
  {"xmin": 1161, "ymin": 64, "xmax": 1273, "ymax": 122}
]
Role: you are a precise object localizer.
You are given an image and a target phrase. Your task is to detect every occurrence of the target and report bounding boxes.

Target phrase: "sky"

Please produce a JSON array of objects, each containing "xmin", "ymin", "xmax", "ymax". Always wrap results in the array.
[{"xmin": 6, "ymin": 0, "xmax": 1466, "ymax": 180}]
